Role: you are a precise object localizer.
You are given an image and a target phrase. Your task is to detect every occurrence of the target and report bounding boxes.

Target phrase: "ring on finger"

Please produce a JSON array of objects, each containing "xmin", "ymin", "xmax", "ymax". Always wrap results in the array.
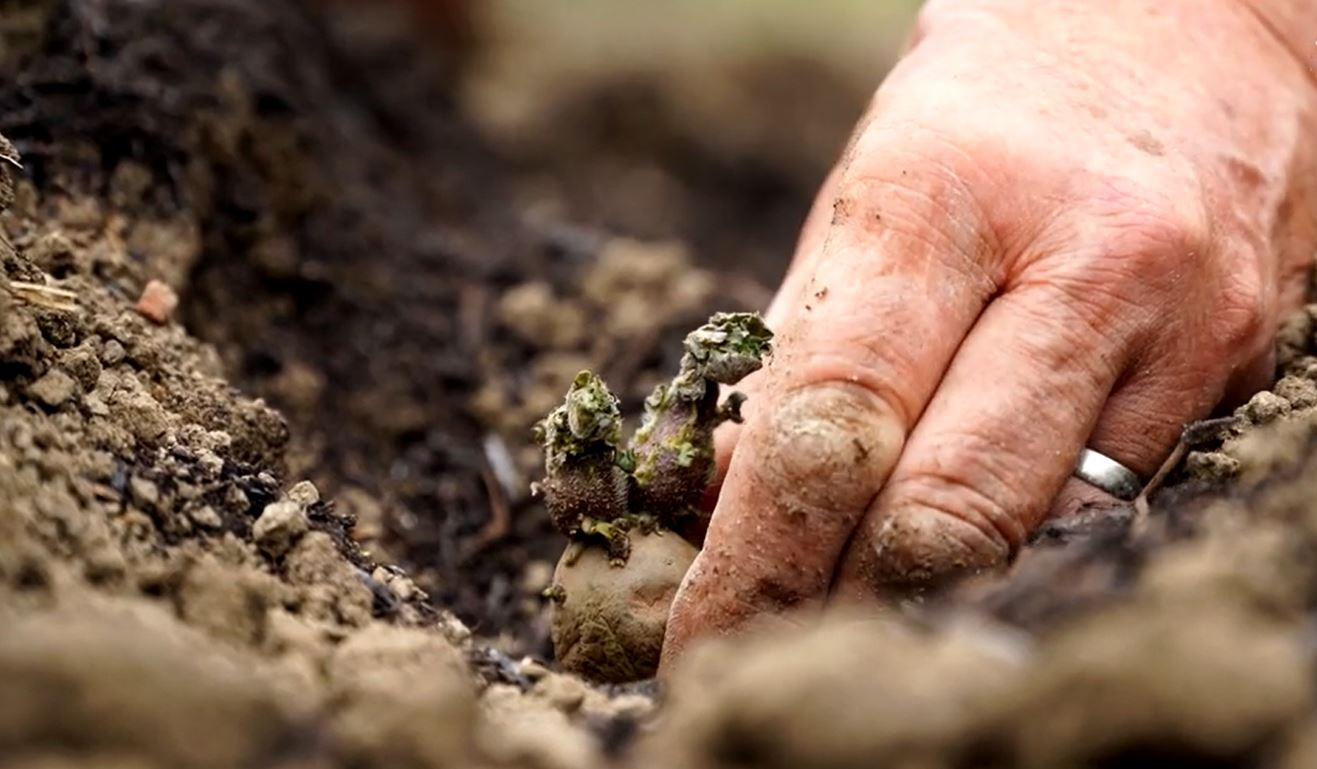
[{"xmin": 1073, "ymin": 447, "xmax": 1143, "ymax": 501}]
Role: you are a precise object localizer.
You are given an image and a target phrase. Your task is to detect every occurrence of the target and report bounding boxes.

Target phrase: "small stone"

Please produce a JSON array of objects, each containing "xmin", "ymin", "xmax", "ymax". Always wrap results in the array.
[
  {"xmin": 286, "ymin": 480, "xmax": 320, "ymax": 508},
  {"xmin": 196, "ymin": 448, "xmax": 224, "ymax": 478},
  {"xmin": 436, "ymin": 611, "xmax": 472, "ymax": 645},
  {"xmin": 129, "ymin": 476, "xmax": 160, "ymax": 508},
  {"xmin": 83, "ymin": 393, "xmax": 110, "ymax": 416},
  {"xmin": 100, "ymin": 339, "xmax": 126, "ymax": 366},
  {"xmin": 28, "ymin": 369, "xmax": 77, "ymax": 408},
  {"xmin": 114, "ymin": 388, "xmax": 169, "ymax": 446},
  {"xmin": 1242, "ymin": 391, "xmax": 1290, "ymax": 425},
  {"xmin": 371, "ymin": 565, "xmax": 422, "ymax": 602},
  {"xmin": 204, "ymin": 430, "xmax": 233, "ymax": 452},
  {"xmin": 135, "ymin": 279, "xmax": 179, "ymax": 324},
  {"xmin": 389, "ymin": 573, "xmax": 420, "ymax": 602},
  {"xmin": 252, "ymin": 500, "xmax": 309, "ymax": 557},
  {"xmin": 190, "ymin": 505, "xmax": 223, "ymax": 529}
]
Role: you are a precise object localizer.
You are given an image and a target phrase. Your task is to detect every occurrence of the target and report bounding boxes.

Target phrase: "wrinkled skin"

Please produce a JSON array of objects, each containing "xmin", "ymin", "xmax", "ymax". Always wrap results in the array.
[{"xmin": 663, "ymin": 0, "xmax": 1317, "ymax": 665}]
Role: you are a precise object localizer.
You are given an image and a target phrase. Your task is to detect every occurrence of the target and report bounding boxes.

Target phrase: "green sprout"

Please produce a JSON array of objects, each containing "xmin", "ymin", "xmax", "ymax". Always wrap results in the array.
[
  {"xmin": 535, "ymin": 313, "xmax": 773, "ymax": 563},
  {"xmin": 534, "ymin": 371, "xmax": 630, "ymax": 537},
  {"xmin": 629, "ymin": 312, "xmax": 773, "ymax": 520}
]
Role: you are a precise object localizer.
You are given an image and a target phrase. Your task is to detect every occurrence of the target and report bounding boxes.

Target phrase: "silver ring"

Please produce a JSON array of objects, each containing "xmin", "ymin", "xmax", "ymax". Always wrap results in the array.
[{"xmin": 1073, "ymin": 448, "xmax": 1142, "ymax": 500}]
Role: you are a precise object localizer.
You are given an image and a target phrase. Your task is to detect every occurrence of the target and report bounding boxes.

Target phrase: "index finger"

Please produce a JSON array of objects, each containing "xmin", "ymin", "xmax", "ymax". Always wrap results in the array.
[{"xmin": 661, "ymin": 141, "xmax": 1000, "ymax": 665}]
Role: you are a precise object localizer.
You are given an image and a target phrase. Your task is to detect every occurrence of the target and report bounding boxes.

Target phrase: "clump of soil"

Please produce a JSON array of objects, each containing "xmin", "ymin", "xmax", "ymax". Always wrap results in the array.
[
  {"xmin": 0, "ymin": 2, "xmax": 653, "ymax": 766},
  {"xmin": 0, "ymin": 0, "xmax": 775, "ymax": 658},
  {"xmin": 0, "ymin": 118, "xmax": 649, "ymax": 769}
]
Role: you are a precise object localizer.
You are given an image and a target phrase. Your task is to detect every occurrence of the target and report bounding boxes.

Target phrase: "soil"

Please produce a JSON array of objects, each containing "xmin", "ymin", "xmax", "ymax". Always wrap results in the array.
[{"xmin": 4, "ymin": 2, "xmax": 1317, "ymax": 768}]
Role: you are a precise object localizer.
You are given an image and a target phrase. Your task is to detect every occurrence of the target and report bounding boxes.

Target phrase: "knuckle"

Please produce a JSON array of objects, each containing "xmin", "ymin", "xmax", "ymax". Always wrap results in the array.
[
  {"xmin": 1035, "ymin": 187, "xmax": 1216, "ymax": 351},
  {"xmin": 1070, "ymin": 188, "xmax": 1210, "ymax": 277},
  {"xmin": 866, "ymin": 497, "xmax": 1013, "ymax": 594},
  {"xmin": 830, "ymin": 130, "xmax": 999, "ymax": 283},
  {"xmin": 1213, "ymin": 263, "xmax": 1270, "ymax": 351},
  {"xmin": 857, "ymin": 431, "xmax": 1041, "ymax": 594},
  {"xmin": 755, "ymin": 382, "xmax": 905, "ymax": 516},
  {"xmin": 890, "ymin": 440, "xmax": 1032, "ymax": 549}
]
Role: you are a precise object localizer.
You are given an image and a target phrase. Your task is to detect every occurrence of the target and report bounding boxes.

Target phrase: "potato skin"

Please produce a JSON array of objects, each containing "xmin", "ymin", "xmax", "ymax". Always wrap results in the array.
[{"xmin": 550, "ymin": 529, "xmax": 698, "ymax": 683}]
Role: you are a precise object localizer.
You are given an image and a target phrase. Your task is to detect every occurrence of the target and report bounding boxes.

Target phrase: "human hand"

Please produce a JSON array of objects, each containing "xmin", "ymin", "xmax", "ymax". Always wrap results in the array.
[{"xmin": 663, "ymin": 0, "xmax": 1317, "ymax": 664}]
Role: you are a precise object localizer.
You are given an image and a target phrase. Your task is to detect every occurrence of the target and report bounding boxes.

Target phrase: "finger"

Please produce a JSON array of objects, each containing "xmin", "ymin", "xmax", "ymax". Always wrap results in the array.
[
  {"xmin": 832, "ymin": 274, "xmax": 1140, "ymax": 600},
  {"xmin": 1048, "ymin": 346, "xmax": 1247, "ymax": 517},
  {"xmin": 703, "ymin": 163, "xmax": 848, "ymax": 514},
  {"xmin": 1047, "ymin": 476, "xmax": 1121, "ymax": 520},
  {"xmin": 663, "ymin": 148, "xmax": 1002, "ymax": 666}
]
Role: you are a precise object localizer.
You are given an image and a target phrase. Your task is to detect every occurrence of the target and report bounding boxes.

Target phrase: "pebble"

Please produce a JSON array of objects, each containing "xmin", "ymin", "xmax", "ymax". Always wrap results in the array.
[
  {"xmin": 100, "ymin": 339, "xmax": 126, "ymax": 366},
  {"xmin": 135, "ymin": 279, "xmax": 179, "ymax": 324},
  {"xmin": 252, "ymin": 500, "xmax": 309, "ymax": 556},
  {"xmin": 129, "ymin": 476, "xmax": 160, "ymax": 508},
  {"xmin": 189, "ymin": 505, "xmax": 223, "ymax": 529},
  {"xmin": 1243, "ymin": 391, "xmax": 1290, "ymax": 425},
  {"xmin": 196, "ymin": 448, "xmax": 224, "ymax": 478},
  {"xmin": 517, "ymin": 657, "xmax": 551, "ymax": 681},
  {"xmin": 224, "ymin": 485, "xmax": 249, "ymax": 513},
  {"xmin": 28, "ymin": 369, "xmax": 77, "ymax": 408},
  {"xmin": 286, "ymin": 480, "xmax": 320, "ymax": 508},
  {"xmin": 60, "ymin": 348, "xmax": 102, "ymax": 390},
  {"xmin": 369, "ymin": 565, "xmax": 424, "ymax": 602}
]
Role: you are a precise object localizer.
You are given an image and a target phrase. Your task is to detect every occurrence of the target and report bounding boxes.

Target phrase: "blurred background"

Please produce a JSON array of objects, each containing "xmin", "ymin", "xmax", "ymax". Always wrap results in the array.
[
  {"xmin": 363, "ymin": 0, "xmax": 922, "ymax": 653},
  {"xmin": 0, "ymin": 0, "xmax": 921, "ymax": 656},
  {"xmin": 465, "ymin": 0, "xmax": 918, "ymax": 280},
  {"xmin": 446, "ymin": 0, "xmax": 921, "ymax": 651}
]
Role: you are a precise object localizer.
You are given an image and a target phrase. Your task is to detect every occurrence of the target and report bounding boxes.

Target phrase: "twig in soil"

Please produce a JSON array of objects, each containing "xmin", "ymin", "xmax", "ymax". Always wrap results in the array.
[
  {"xmin": 462, "ymin": 442, "xmax": 512, "ymax": 562},
  {"xmin": 1132, "ymin": 438, "xmax": 1188, "ymax": 530},
  {"xmin": 6, "ymin": 280, "xmax": 79, "ymax": 313}
]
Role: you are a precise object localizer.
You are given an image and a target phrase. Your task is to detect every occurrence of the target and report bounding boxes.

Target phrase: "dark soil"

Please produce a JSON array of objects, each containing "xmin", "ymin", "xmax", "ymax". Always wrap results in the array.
[{"xmin": 0, "ymin": 0, "xmax": 784, "ymax": 657}]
